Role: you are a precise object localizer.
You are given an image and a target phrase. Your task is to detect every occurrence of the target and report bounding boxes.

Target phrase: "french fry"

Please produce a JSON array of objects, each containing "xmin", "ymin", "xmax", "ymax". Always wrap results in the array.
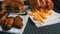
[
  {"xmin": 33, "ymin": 12, "xmax": 44, "ymax": 24},
  {"xmin": 30, "ymin": 8, "xmax": 53, "ymax": 25},
  {"xmin": 37, "ymin": 11, "xmax": 47, "ymax": 19},
  {"xmin": 48, "ymin": 11, "xmax": 52, "ymax": 15},
  {"xmin": 30, "ymin": 13, "xmax": 34, "ymax": 16},
  {"xmin": 33, "ymin": 17, "xmax": 44, "ymax": 24},
  {"xmin": 44, "ymin": 9, "xmax": 52, "ymax": 16},
  {"xmin": 40, "ymin": 12, "xmax": 47, "ymax": 19}
]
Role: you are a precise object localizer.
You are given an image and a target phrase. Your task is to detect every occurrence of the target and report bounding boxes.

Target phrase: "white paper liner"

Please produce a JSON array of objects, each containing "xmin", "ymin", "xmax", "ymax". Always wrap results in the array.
[{"xmin": 30, "ymin": 10, "xmax": 60, "ymax": 27}]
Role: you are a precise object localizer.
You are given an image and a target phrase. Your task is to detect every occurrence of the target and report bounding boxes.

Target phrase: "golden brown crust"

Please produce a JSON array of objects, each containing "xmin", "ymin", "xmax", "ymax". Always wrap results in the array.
[
  {"xmin": 0, "ymin": 12, "xmax": 9, "ymax": 23},
  {"xmin": 4, "ymin": 17, "xmax": 14, "ymax": 28},
  {"xmin": 14, "ymin": 16, "xmax": 23, "ymax": 29}
]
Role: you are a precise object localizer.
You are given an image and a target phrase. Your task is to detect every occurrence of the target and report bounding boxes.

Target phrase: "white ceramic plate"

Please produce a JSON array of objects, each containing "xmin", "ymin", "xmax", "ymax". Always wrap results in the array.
[{"xmin": 29, "ymin": 10, "xmax": 60, "ymax": 27}]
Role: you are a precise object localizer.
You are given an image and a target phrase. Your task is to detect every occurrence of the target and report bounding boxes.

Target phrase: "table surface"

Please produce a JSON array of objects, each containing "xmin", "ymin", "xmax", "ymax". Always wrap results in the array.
[{"xmin": 0, "ymin": 1, "xmax": 60, "ymax": 34}]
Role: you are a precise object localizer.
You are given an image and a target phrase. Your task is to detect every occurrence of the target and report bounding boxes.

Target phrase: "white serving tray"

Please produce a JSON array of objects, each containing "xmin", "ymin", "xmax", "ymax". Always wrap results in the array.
[{"xmin": 29, "ymin": 10, "xmax": 60, "ymax": 27}]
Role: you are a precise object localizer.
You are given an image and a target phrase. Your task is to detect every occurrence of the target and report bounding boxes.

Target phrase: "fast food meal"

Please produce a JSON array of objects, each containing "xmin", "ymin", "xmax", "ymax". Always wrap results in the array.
[
  {"xmin": 0, "ymin": 0, "xmax": 54, "ymax": 31},
  {"xmin": 28, "ymin": 0, "xmax": 54, "ymax": 24}
]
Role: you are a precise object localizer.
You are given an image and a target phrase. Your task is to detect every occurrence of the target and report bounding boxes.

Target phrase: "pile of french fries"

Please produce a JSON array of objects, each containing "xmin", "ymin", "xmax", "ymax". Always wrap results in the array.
[{"xmin": 30, "ymin": 8, "xmax": 53, "ymax": 25}]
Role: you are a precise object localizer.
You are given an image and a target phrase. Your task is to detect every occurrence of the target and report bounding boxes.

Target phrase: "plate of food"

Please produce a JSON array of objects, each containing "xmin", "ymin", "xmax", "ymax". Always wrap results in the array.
[
  {"xmin": 27, "ymin": 0, "xmax": 60, "ymax": 27},
  {"xmin": 0, "ymin": 0, "xmax": 29, "ymax": 34},
  {"xmin": 1, "ymin": 0, "xmax": 29, "ymax": 15},
  {"xmin": 29, "ymin": 9, "xmax": 60, "ymax": 27},
  {"xmin": 0, "ymin": 11, "xmax": 29, "ymax": 34}
]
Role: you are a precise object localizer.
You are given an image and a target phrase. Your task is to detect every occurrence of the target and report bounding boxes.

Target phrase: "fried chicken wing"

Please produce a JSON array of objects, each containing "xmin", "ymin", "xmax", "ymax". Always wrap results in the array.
[
  {"xmin": 1, "ymin": 17, "xmax": 14, "ymax": 31},
  {"xmin": 0, "ymin": 12, "xmax": 9, "ymax": 23},
  {"xmin": 4, "ymin": 17, "xmax": 14, "ymax": 28},
  {"xmin": 14, "ymin": 16, "xmax": 23, "ymax": 29}
]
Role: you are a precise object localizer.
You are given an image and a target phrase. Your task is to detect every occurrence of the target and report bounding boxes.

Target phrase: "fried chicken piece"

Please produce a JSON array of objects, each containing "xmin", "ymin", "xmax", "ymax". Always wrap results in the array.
[
  {"xmin": 1, "ymin": 17, "xmax": 14, "ymax": 31},
  {"xmin": 14, "ymin": 16, "xmax": 23, "ymax": 29},
  {"xmin": 4, "ymin": 17, "xmax": 14, "ymax": 28},
  {"xmin": 0, "ymin": 12, "xmax": 9, "ymax": 23}
]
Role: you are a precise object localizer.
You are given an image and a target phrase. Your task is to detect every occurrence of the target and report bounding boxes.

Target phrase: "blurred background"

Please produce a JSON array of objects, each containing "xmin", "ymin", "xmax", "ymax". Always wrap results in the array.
[{"xmin": 0, "ymin": 0, "xmax": 60, "ymax": 13}]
